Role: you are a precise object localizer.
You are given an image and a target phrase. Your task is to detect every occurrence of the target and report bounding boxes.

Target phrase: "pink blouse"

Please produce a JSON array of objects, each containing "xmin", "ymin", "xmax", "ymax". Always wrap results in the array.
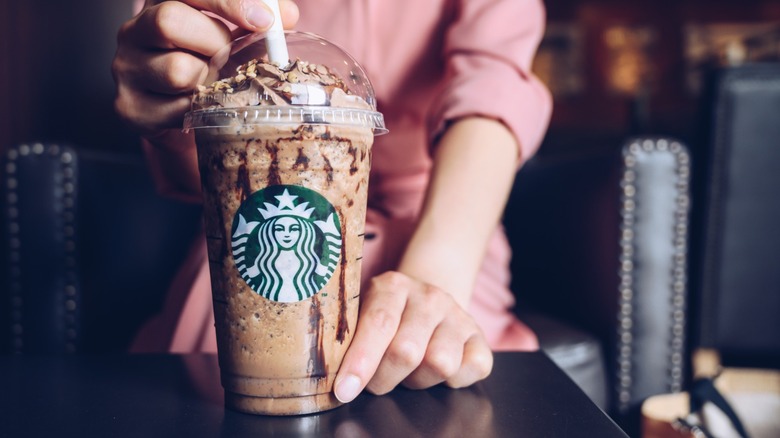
[{"xmin": 132, "ymin": 0, "xmax": 552, "ymax": 353}]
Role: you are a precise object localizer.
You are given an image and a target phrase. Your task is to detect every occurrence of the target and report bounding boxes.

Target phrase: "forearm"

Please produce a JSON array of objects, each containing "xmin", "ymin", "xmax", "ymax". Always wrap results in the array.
[{"xmin": 397, "ymin": 117, "xmax": 519, "ymax": 307}]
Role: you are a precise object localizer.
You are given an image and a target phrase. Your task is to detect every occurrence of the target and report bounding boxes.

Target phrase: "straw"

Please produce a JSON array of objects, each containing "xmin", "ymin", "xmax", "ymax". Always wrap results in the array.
[{"xmin": 261, "ymin": 0, "xmax": 290, "ymax": 68}]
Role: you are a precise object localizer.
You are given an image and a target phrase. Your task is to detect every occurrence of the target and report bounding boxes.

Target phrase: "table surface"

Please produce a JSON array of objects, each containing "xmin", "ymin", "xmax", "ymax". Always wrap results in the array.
[{"xmin": 0, "ymin": 352, "xmax": 627, "ymax": 438}]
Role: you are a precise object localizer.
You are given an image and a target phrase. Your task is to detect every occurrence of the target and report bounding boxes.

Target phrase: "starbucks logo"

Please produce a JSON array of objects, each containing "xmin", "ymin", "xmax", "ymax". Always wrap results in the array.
[{"xmin": 231, "ymin": 185, "xmax": 342, "ymax": 302}]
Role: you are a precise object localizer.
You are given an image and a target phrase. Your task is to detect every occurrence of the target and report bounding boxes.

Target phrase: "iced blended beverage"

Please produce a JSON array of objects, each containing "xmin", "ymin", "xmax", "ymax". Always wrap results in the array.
[{"xmin": 184, "ymin": 32, "xmax": 386, "ymax": 415}]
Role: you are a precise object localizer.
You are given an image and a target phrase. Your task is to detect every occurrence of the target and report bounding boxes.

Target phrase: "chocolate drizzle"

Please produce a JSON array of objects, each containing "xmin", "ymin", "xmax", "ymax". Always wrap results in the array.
[
  {"xmin": 294, "ymin": 147, "xmax": 310, "ymax": 170},
  {"xmin": 236, "ymin": 146, "xmax": 251, "ymax": 202},
  {"xmin": 215, "ymin": 200, "xmax": 228, "ymax": 260},
  {"xmin": 308, "ymin": 296, "xmax": 328, "ymax": 377},
  {"xmin": 348, "ymin": 145, "xmax": 358, "ymax": 175},
  {"xmin": 322, "ymin": 155, "xmax": 334, "ymax": 183},
  {"xmin": 265, "ymin": 141, "xmax": 281, "ymax": 185},
  {"xmin": 336, "ymin": 219, "xmax": 349, "ymax": 343}
]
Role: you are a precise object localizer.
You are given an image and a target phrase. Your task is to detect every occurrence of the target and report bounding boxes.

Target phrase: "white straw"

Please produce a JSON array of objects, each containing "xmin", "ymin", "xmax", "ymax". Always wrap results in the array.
[{"xmin": 261, "ymin": 0, "xmax": 290, "ymax": 68}]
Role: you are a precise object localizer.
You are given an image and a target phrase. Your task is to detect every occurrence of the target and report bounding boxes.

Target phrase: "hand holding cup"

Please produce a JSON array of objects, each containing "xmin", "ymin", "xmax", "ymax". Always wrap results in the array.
[{"xmin": 112, "ymin": 0, "xmax": 300, "ymax": 134}]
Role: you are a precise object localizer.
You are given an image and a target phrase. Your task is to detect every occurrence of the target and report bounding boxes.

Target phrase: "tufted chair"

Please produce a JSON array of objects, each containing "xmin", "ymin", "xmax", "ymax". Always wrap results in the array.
[
  {"xmin": 504, "ymin": 138, "xmax": 692, "ymax": 433},
  {"xmin": 0, "ymin": 144, "xmax": 202, "ymax": 354}
]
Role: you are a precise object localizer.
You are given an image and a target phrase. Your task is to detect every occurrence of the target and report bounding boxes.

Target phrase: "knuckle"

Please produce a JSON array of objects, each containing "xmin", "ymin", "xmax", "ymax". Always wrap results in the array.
[
  {"xmin": 113, "ymin": 98, "xmax": 127, "ymax": 122},
  {"xmin": 419, "ymin": 284, "xmax": 454, "ymax": 311},
  {"xmin": 421, "ymin": 283, "xmax": 444, "ymax": 302},
  {"xmin": 153, "ymin": 2, "xmax": 184, "ymax": 41},
  {"xmin": 425, "ymin": 351, "xmax": 459, "ymax": 379},
  {"xmin": 374, "ymin": 271, "xmax": 407, "ymax": 290},
  {"xmin": 116, "ymin": 21, "xmax": 133, "ymax": 45},
  {"xmin": 364, "ymin": 307, "xmax": 398, "ymax": 336},
  {"xmin": 219, "ymin": 0, "xmax": 236, "ymax": 14},
  {"xmin": 110, "ymin": 56, "xmax": 124, "ymax": 80},
  {"xmin": 279, "ymin": 0, "xmax": 300, "ymax": 29},
  {"xmin": 113, "ymin": 91, "xmax": 133, "ymax": 121},
  {"xmin": 111, "ymin": 52, "xmax": 133, "ymax": 81},
  {"xmin": 211, "ymin": 0, "xmax": 241, "ymax": 23},
  {"xmin": 470, "ymin": 348, "xmax": 494, "ymax": 380},
  {"xmin": 113, "ymin": 91, "xmax": 125, "ymax": 110},
  {"xmin": 163, "ymin": 54, "xmax": 201, "ymax": 91},
  {"xmin": 387, "ymin": 340, "xmax": 424, "ymax": 369}
]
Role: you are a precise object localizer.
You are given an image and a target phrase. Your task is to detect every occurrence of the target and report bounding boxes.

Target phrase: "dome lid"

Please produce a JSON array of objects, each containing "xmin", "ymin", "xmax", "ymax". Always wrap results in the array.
[{"xmin": 184, "ymin": 32, "xmax": 386, "ymax": 134}]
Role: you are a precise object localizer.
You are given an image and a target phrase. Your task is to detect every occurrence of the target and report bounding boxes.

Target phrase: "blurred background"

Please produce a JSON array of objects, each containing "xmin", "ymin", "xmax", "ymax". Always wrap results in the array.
[
  {"xmin": 2, "ymin": 1, "xmax": 779, "ymax": 434},
  {"xmin": 2, "ymin": 0, "xmax": 780, "ymax": 156},
  {"xmin": 1, "ymin": 0, "xmax": 137, "ymax": 153}
]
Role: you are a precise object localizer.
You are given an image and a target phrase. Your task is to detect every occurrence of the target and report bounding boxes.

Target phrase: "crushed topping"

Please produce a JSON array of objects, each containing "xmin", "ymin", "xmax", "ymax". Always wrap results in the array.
[{"xmin": 194, "ymin": 58, "xmax": 349, "ymax": 108}]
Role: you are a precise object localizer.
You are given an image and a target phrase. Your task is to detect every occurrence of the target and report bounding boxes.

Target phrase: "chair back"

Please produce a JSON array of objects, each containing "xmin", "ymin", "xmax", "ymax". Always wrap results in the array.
[
  {"xmin": 505, "ymin": 138, "xmax": 692, "ymax": 420},
  {"xmin": 696, "ymin": 64, "xmax": 780, "ymax": 368},
  {"xmin": 1, "ymin": 144, "xmax": 203, "ymax": 353}
]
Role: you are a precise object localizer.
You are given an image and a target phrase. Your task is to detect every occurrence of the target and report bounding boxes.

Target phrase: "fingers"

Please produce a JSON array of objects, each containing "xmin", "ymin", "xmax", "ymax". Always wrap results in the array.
[
  {"xmin": 113, "ymin": 39, "xmax": 208, "ymax": 133},
  {"xmin": 113, "ymin": 2, "xmax": 231, "ymax": 135},
  {"xmin": 113, "ymin": 0, "xmax": 300, "ymax": 136},
  {"xmin": 177, "ymin": 0, "xmax": 273, "ymax": 31},
  {"xmin": 369, "ymin": 284, "xmax": 454, "ymax": 394},
  {"xmin": 175, "ymin": 0, "xmax": 299, "ymax": 32},
  {"xmin": 121, "ymin": 2, "xmax": 233, "ymax": 55},
  {"xmin": 278, "ymin": 0, "xmax": 300, "ymax": 30},
  {"xmin": 123, "ymin": 1, "xmax": 299, "ymax": 53},
  {"xmin": 116, "ymin": 47, "xmax": 208, "ymax": 95},
  {"xmin": 333, "ymin": 272, "xmax": 409, "ymax": 403},
  {"xmin": 400, "ymin": 317, "xmax": 467, "ymax": 390},
  {"xmin": 399, "ymin": 306, "xmax": 493, "ymax": 390},
  {"xmin": 114, "ymin": 83, "xmax": 192, "ymax": 133},
  {"xmin": 444, "ymin": 335, "xmax": 493, "ymax": 389},
  {"xmin": 333, "ymin": 272, "xmax": 494, "ymax": 404}
]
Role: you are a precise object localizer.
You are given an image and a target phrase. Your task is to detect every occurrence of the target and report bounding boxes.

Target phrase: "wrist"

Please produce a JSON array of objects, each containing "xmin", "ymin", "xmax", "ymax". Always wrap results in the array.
[{"xmin": 397, "ymin": 237, "xmax": 480, "ymax": 308}]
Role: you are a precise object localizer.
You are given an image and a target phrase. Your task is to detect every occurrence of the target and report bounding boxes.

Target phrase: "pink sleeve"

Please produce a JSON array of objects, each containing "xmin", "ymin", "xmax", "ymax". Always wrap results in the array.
[{"xmin": 427, "ymin": 0, "xmax": 552, "ymax": 163}]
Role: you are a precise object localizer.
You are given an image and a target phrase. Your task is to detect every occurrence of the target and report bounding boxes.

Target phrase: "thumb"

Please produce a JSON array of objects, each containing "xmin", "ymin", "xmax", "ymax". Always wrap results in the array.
[{"xmin": 178, "ymin": 0, "xmax": 298, "ymax": 32}]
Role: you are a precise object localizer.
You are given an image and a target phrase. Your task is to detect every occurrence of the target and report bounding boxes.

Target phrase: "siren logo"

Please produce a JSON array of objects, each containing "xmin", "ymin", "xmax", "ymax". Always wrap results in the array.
[{"xmin": 231, "ymin": 185, "xmax": 342, "ymax": 302}]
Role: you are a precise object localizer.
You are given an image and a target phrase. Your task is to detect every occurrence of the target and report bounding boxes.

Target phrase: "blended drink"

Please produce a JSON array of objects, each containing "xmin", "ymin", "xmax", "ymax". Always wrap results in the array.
[{"xmin": 184, "ymin": 33, "xmax": 386, "ymax": 415}]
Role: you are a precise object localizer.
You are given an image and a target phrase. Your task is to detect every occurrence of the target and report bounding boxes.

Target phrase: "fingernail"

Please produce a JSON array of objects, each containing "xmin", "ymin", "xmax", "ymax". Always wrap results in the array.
[
  {"xmin": 245, "ymin": 4, "xmax": 274, "ymax": 30},
  {"xmin": 334, "ymin": 374, "xmax": 362, "ymax": 403}
]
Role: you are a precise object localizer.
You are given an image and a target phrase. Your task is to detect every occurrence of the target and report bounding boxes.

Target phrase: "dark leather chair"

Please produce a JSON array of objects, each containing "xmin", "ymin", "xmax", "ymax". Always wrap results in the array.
[
  {"xmin": 0, "ymin": 145, "xmax": 202, "ymax": 354},
  {"xmin": 505, "ymin": 138, "xmax": 692, "ymax": 433},
  {"xmin": 693, "ymin": 63, "xmax": 780, "ymax": 368},
  {"xmin": 1, "ymin": 137, "xmax": 692, "ymax": 434}
]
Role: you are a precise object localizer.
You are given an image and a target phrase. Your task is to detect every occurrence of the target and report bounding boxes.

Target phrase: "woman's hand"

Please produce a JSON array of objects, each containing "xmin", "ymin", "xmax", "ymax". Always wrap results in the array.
[
  {"xmin": 112, "ymin": 0, "xmax": 299, "ymax": 135},
  {"xmin": 333, "ymin": 271, "xmax": 494, "ymax": 402},
  {"xmin": 331, "ymin": 118, "xmax": 522, "ymax": 402}
]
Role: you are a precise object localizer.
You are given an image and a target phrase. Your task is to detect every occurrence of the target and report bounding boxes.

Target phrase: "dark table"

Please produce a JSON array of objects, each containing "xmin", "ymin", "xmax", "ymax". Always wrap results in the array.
[{"xmin": 0, "ymin": 352, "xmax": 627, "ymax": 437}]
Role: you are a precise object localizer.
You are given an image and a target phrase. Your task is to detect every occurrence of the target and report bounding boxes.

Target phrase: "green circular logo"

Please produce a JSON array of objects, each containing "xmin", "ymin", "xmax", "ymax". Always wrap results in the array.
[{"xmin": 231, "ymin": 185, "xmax": 342, "ymax": 302}]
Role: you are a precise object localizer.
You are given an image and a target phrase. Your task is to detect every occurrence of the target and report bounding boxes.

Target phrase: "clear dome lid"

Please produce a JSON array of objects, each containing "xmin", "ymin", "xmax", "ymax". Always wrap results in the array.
[{"xmin": 183, "ymin": 32, "xmax": 387, "ymax": 134}]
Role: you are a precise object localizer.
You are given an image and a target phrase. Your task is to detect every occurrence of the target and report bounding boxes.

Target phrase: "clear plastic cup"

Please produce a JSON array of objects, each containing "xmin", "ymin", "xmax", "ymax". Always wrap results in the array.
[{"xmin": 184, "ymin": 31, "xmax": 386, "ymax": 415}]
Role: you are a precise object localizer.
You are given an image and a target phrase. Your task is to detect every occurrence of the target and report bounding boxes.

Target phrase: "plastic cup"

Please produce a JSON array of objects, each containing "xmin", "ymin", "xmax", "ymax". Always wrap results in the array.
[{"xmin": 184, "ymin": 32, "xmax": 386, "ymax": 415}]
